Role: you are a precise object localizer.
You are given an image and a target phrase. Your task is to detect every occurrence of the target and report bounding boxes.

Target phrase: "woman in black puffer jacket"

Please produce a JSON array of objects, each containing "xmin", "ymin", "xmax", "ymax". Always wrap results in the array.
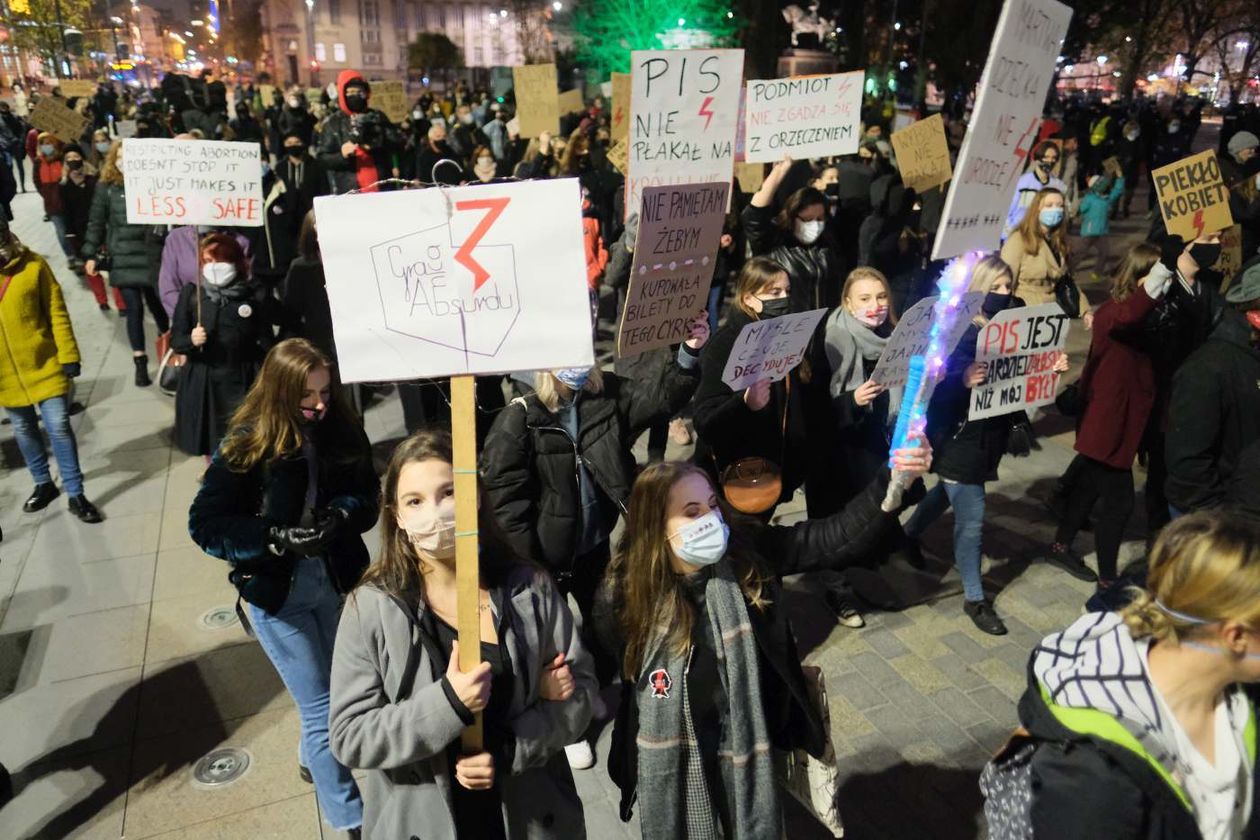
[{"xmin": 80, "ymin": 140, "xmax": 170, "ymax": 386}]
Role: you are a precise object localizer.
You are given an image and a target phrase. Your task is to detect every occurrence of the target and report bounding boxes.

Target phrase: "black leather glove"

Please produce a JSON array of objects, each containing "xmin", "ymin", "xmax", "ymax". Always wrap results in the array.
[
  {"xmin": 268, "ymin": 524, "xmax": 334, "ymax": 556},
  {"xmin": 313, "ymin": 506, "xmax": 348, "ymax": 538},
  {"xmin": 1159, "ymin": 234, "xmax": 1185, "ymax": 274}
]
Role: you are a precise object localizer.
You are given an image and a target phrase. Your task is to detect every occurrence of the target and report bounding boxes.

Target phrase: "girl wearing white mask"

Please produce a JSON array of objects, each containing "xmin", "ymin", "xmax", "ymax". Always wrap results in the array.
[
  {"xmin": 598, "ymin": 442, "xmax": 931, "ymax": 839},
  {"xmin": 330, "ymin": 429, "xmax": 595, "ymax": 840},
  {"xmin": 171, "ymin": 233, "xmax": 278, "ymax": 458}
]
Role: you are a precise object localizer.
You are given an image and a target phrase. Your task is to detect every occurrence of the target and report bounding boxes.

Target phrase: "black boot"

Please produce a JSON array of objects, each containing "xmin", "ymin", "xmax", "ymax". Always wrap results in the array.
[
  {"xmin": 134, "ymin": 355, "xmax": 151, "ymax": 387},
  {"xmin": 68, "ymin": 495, "xmax": 103, "ymax": 524},
  {"xmin": 23, "ymin": 482, "xmax": 60, "ymax": 512}
]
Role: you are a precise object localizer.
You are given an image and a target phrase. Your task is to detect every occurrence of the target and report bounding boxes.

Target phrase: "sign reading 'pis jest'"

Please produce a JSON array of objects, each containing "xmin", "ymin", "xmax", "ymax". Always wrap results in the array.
[
  {"xmin": 742, "ymin": 71, "xmax": 863, "ymax": 163},
  {"xmin": 122, "ymin": 138, "xmax": 263, "ymax": 226},
  {"xmin": 969, "ymin": 303, "xmax": 1070, "ymax": 421}
]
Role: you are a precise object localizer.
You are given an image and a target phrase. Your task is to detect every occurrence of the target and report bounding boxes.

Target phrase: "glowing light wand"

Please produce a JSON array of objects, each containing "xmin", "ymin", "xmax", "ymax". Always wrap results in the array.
[{"xmin": 882, "ymin": 252, "xmax": 981, "ymax": 511}]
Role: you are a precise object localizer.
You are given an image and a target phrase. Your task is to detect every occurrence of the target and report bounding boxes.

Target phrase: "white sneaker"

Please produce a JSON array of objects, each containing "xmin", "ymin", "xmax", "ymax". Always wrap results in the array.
[{"xmin": 564, "ymin": 740, "xmax": 595, "ymax": 770}]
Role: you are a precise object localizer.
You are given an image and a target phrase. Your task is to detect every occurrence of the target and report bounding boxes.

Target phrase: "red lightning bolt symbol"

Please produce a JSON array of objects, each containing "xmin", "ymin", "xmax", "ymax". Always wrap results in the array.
[
  {"xmin": 614, "ymin": 106, "xmax": 624, "ymax": 127},
  {"xmin": 1192, "ymin": 208, "xmax": 1205, "ymax": 238},
  {"xmin": 698, "ymin": 95, "xmax": 715, "ymax": 131},
  {"xmin": 1008, "ymin": 117, "xmax": 1040, "ymax": 189},
  {"xmin": 454, "ymin": 197, "xmax": 510, "ymax": 292}
]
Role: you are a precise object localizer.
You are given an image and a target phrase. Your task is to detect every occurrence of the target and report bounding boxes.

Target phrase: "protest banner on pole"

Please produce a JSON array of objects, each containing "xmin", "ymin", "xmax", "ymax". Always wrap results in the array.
[
  {"xmin": 121, "ymin": 138, "xmax": 263, "ymax": 226},
  {"xmin": 870, "ymin": 292, "xmax": 986, "ymax": 387},
  {"xmin": 313, "ymin": 178, "xmax": 594, "ymax": 383},
  {"xmin": 606, "ymin": 138, "xmax": 628, "ymax": 174},
  {"xmin": 512, "ymin": 63, "xmax": 560, "ymax": 138},
  {"xmin": 60, "ymin": 79, "xmax": 98, "ymax": 98},
  {"xmin": 617, "ymin": 182, "xmax": 729, "ymax": 358},
  {"xmin": 558, "ymin": 88, "xmax": 585, "ymax": 115},
  {"xmin": 930, "ymin": 0, "xmax": 1072, "ymax": 260},
  {"xmin": 742, "ymin": 71, "xmax": 863, "ymax": 163},
  {"xmin": 722, "ymin": 308, "xmax": 828, "ymax": 391},
  {"xmin": 611, "ymin": 72, "xmax": 631, "ymax": 145},
  {"xmin": 372, "ymin": 80, "xmax": 409, "ymax": 123},
  {"xmin": 1152, "ymin": 149, "xmax": 1234, "ymax": 241},
  {"xmin": 890, "ymin": 113, "xmax": 953, "ymax": 194},
  {"xmin": 969, "ymin": 302, "xmax": 1070, "ymax": 421},
  {"xmin": 1218, "ymin": 223, "xmax": 1244, "ymax": 291},
  {"xmin": 115, "ymin": 119, "xmax": 137, "ymax": 139},
  {"xmin": 29, "ymin": 96, "xmax": 90, "ymax": 144},
  {"xmin": 627, "ymin": 48, "xmax": 744, "ymax": 218}
]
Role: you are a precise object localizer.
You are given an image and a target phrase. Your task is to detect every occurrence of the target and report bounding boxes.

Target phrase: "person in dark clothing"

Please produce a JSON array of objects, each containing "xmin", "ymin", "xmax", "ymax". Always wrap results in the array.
[
  {"xmin": 281, "ymin": 211, "xmax": 337, "ymax": 361},
  {"xmin": 596, "ymin": 446, "xmax": 931, "ymax": 835},
  {"xmin": 1114, "ymin": 119, "xmax": 1146, "ymax": 219},
  {"xmin": 170, "ymin": 233, "xmax": 278, "ymax": 458},
  {"xmin": 273, "ymin": 90, "xmax": 317, "ymax": 155},
  {"xmin": 254, "ymin": 135, "xmax": 328, "ymax": 287},
  {"xmin": 1147, "ymin": 114, "xmax": 1193, "ymax": 210},
  {"xmin": 57, "ymin": 143, "xmax": 94, "ymax": 274},
  {"xmin": 0, "ymin": 101, "xmax": 27, "ymax": 193},
  {"xmin": 413, "ymin": 123, "xmax": 463, "ymax": 185},
  {"xmin": 316, "ymin": 71, "xmax": 402, "ymax": 194},
  {"xmin": 228, "ymin": 101, "xmax": 267, "ymax": 157}
]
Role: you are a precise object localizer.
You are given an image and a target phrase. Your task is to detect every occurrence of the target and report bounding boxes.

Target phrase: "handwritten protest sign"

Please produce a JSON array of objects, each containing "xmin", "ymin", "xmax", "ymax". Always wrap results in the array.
[
  {"xmin": 627, "ymin": 49, "xmax": 744, "ymax": 218},
  {"xmin": 931, "ymin": 0, "xmax": 1072, "ymax": 260},
  {"xmin": 305, "ymin": 88, "xmax": 323, "ymax": 103},
  {"xmin": 870, "ymin": 292, "xmax": 985, "ymax": 387},
  {"xmin": 890, "ymin": 113, "xmax": 953, "ymax": 194},
  {"xmin": 558, "ymin": 88, "xmax": 585, "ymax": 114},
  {"xmin": 969, "ymin": 303, "xmax": 1070, "ymax": 420},
  {"xmin": 611, "ymin": 72, "xmax": 631, "ymax": 144},
  {"xmin": 1152, "ymin": 149, "xmax": 1233, "ymax": 241},
  {"xmin": 314, "ymin": 179, "xmax": 593, "ymax": 383},
  {"xmin": 606, "ymin": 138, "xmax": 628, "ymax": 174},
  {"xmin": 735, "ymin": 162, "xmax": 765, "ymax": 193},
  {"xmin": 1218, "ymin": 223, "xmax": 1244, "ymax": 290},
  {"xmin": 722, "ymin": 308, "xmax": 828, "ymax": 391},
  {"xmin": 29, "ymin": 96, "xmax": 89, "ymax": 143},
  {"xmin": 512, "ymin": 64, "xmax": 559, "ymax": 138},
  {"xmin": 122, "ymin": 138, "xmax": 263, "ymax": 226},
  {"xmin": 372, "ymin": 80, "xmax": 409, "ymax": 123},
  {"xmin": 259, "ymin": 84, "xmax": 276, "ymax": 106},
  {"xmin": 60, "ymin": 80, "xmax": 98, "ymax": 99},
  {"xmin": 617, "ymin": 182, "xmax": 729, "ymax": 358},
  {"xmin": 743, "ymin": 71, "xmax": 863, "ymax": 163},
  {"xmin": 115, "ymin": 119, "xmax": 137, "ymax": 139}
]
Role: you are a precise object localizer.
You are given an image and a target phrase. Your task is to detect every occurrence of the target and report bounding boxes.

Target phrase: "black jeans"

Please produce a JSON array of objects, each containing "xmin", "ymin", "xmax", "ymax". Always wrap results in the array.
[
  {"xmin": 555, "ymin": 541, "xmax": 617, "ymax": 687},
  {"xmin": 1055, "ymin": 454, "xmax": 1134, "ymax": 580},
  {"xmin": 119, "ymin": 286, "xmax": 170, "ymax": 353}
]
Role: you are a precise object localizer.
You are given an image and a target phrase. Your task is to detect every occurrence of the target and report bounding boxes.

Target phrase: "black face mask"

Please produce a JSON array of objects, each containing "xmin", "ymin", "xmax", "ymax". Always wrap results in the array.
[
  {"xmin": 1189, "ymin": 242, "xmax": 1222, "ymax": 269},
  {"xmin": 66, "ymin": 159, "xmax": 84, "ymax": 171},
  {"xmin": 285, "ymin": 147, "xmax": 304, "ymax": 158},
  {"xmin": 982, "ymin": 292, "xmax": 1012, "ymax": 316},
  {"xmin": 345, "ymin": 93, "xmax": 367, "ymax": 113},
  {"xmin": 758, "ymin": 297, "xmax": 792, "ymax": 318},
  {"xmin": 1039, "ymin": 160, "xmax": 1057, "ymax": 172},
  {"xmin": 824, "ymin": 183, "xmax": 840, "ymax": 198}
]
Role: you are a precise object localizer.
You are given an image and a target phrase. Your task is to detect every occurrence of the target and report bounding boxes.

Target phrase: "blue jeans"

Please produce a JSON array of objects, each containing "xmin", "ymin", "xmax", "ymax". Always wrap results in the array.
[
  {"xmin": 707, "ymin": 283, "xmax": 724, "ymax": 334},
  {"xmin": 5, "ymin": 394, "xmax": 83, "ymax": 496},
  {"xmin": 48, "ymin": 213, "xmax": 73, "ymax": 257},
  {"xmin": 904, "ymin": 480, "xmax": 986, "ymax": 602},
  {"xmin": 247, "ymin": 557, "xmax": 363, "ymax": 830}
]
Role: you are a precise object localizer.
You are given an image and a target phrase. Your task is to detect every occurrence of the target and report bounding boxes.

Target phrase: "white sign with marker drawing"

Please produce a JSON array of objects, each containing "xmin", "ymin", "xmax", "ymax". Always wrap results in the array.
[{"xmin": 721, "ymin": 308, "xmax": 828, "ymax": 391}]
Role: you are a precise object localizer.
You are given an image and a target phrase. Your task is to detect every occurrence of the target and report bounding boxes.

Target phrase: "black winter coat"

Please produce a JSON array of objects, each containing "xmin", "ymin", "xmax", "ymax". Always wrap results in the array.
[
  {"xmin": 598, "ymin": 470, "xmax": 898, "ymax": 821},
  {"xmin": 741, "ymin": 203, "xmax": 842, "ymax": 311},
  {"xmin": 1165, "ymin": 310, "xmax": 1260, "ymax": 512},
  {"xmin": 480, "ymin": 359, "xmax": 700, "ymax": 574},
  {"xmin": 59, "ymin": 174, "xmax": 96, "ymax": 248},
  {"xmin": 317, "ymin": 108, "xmax": 402, "ymax": 194},
  {"xmin": 188, "ymin": 417, "xmax": 379, "ymax": 614},
  {"xmin": 281, "ymin": 257, "xmax": 337, "ymax": 361},
  {"xmin": 80, "ymin": 182, "xmax": 166, "ymax": 288}
]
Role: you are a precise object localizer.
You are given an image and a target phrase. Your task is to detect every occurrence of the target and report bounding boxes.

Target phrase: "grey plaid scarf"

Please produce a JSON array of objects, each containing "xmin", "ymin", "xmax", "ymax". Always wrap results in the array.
[{"xmin": 635, "ymin": 560, "xmax": 781, "ymax": 840}]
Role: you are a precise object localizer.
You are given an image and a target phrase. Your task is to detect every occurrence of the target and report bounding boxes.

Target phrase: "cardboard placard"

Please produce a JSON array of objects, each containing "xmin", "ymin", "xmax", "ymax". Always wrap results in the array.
[
  {"xmin": 505, "ymin": 116, "xmax": 521, "ymax": 138},
  {"xmin": 1218, "ymin": 223, "xmax": 1244, "ymax": 290},
  {"xmin": 616, "ymin": 182, "xmax": 729, "ymax": 358},
  {"xmin": 1152, "ymin": 149, "xmax": 1234, "ymax": 241},
  {"xmin": 627, "ymin": 49, "xmax": 744, "ymax": 218},
  {"xmin": 557, "ymin": 88, "xmax": 585, "ymax": 115},
  {"xmin": 305, "ymin": 88, "xmax": 324, "ymax": 103},
  {"xmin": 259, "ymin": 84, "xmax": 277, "ymax": 106},
  {"xmin": 743, "ymin": 71, "xmax": 863, "ymax": 163},
  {"xmin": 59, "ymin": 79, "xmax": 98, "ymax": 99},
  {"xmin": 931, "ymin": 0, "xmax": 1073, "ymax": 260},
  {"xmin": 313, "ymin": 179, "xmax": 594, "ymax": 383},
  {"xmin": 372, "ymin": 80, "xmax": 408, "ymax": 123},
  {"xmin": 115, "ymin": 119, "xmax": 137, "ymax": 139},
  {"xmin": 610, "ymin": 72, "xmax": 631, "ymax": 145},
  {"xmin": 512, "ymin": 64, "xmax": 560, "ymax": 138},
  {"xmin": 122, "ymin": 138, "xmax": 264, "ymax": 226},
  {"xmin": 890, "ymin": 113, "xmax": 953, "ymax": 194},
  {"xmin": 29, "ymin": 96, "xmax": 90, "ymax": 144},
  {"xmin": 721, "ymin": 308, "xmax": 828, "ymax": 391},
  {"xmin": 969, "ymin": 303, "xmax": 1070, "ymax": 421},
  {"xmin": 606, "ymin": 138, "xmax": 628, "ymax": 174},
  {"xmin": 735, "ymin": 162, "xmax": 765, "ymax": 193},
  {"xmin": 870, "ymin": 292, "xmax": 986, "ymax": 387}
]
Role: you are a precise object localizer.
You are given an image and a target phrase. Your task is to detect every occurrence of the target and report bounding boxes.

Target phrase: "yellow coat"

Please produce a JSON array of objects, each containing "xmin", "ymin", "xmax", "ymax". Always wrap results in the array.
[{"xmin": 0, "ymin": 248, "xmax": 80, "ymax": 408}]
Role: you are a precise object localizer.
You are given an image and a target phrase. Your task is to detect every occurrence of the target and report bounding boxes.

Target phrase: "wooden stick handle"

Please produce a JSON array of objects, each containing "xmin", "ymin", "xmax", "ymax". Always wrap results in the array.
[{"xmin": 450, "ymin": 375, "xmax": 483, "ymax": 753}]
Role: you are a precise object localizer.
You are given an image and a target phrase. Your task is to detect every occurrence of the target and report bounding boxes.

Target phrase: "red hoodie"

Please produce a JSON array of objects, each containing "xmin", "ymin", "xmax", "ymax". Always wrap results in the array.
[{"xmin": 337, "ymin": 70, "xmax": 380, "ymax": 192}]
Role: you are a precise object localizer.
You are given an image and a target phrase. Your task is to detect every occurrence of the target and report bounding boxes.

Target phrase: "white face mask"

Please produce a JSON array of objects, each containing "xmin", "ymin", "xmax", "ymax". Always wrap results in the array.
[
  {"xmin": 668, "ymin": 510, "xmax": 730, "ymax": 567},
  {"xmin": 852, "ymin": 305, "xmax": 889, "ymax": 327},
  {"xmin": 794, "ymin": 218, "xmax": 825, "ymax": 244},
  {"xmin": 287, "ymin": 96, "xmax": 301, "ymax": 108},
  {"xmin": 202, "ymin": 262, "xmax": 237, "ymax": 287},
  {"xmin": 400, "ymin": 503, "xmax": 456, "ymax": 560}
]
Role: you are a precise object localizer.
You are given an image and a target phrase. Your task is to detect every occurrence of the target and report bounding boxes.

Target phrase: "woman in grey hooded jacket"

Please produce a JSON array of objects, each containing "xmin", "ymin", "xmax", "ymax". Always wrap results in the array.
[{"xmin": 330, "ymin": 429, "xmax": 595, "ymax": 840}]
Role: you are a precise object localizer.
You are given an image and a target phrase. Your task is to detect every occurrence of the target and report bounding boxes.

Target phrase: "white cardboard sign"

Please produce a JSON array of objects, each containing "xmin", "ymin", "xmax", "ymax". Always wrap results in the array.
[
  {"xmin": 743, "ymin": 71, "xmax": 863, "ymax": 163},
  {"xmin": 627, "ymin": 48, "xmax": 744, "ymax": 218},
  {"xmin": 931, "ymin": 0, "xmax": 1072, "ymax": 260},
  {"xmin": 721, "ymin": 308, "xmax": 828, "ymax": 391},
  {"xmin": 313, "ymin": 179, "xmax": 594, "ymax": 383},
  {"xmin": 122, "ymin": 138, "xmax": 263, "ymax": 226},
  {"xmin": 969, "ymin": 303, "xmax": 1070, "ymax": 420},
  {"xmin": 870, "ymin": 292, "xmax": 986, "ymax": 387}
]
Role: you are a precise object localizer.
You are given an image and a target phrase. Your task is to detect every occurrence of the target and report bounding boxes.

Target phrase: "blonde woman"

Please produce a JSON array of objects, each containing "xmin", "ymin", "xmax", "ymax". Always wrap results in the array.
[
  {"xmin": 1000, "ymin": 187, "xmax": 1069, "ymax": 307},
  {"xmin": 993, "ymin": 511, "xmax": 1260, "ymax": 838}
]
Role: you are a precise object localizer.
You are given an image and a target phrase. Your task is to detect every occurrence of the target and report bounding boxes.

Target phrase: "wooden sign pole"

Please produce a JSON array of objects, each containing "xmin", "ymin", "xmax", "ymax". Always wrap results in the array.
[{"xmin": 450, "ymin": 374, "xmax": 484, "ymax": 753}]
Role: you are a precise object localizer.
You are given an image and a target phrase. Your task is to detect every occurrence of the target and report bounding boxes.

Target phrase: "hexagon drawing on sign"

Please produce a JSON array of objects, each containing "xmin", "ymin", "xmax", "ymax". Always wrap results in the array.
[{"xmin": 371, "ymin": 220, "xmax": 521, "ymax": 357}]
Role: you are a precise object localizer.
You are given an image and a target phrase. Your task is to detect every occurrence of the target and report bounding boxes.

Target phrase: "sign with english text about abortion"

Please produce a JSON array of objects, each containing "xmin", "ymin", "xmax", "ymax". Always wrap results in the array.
[
  {"xmin": 931, "ymin": 0, "xmax": 1072, "ymax": 260},
  {"xmin": 627, "ymin": 49, "xmax": 744, "ymax": 219},
  {"xmin": 616, "ymin": 182, "xmax": 729, "ymax": 359},
  {"xmin": 314, "ymin": 179, "xmax": 594, "ymax": 383},
  {"xmin": 121, "ymin": 138, "xmax": 263, "ymax": 226},
  {"xmin": 969, "ymin": 303, "xmax": 1070, "ymax": 421},
  {"xmin": 743, "ymin": 71, "xmax": 863, "ymax": 163},
  {"xmin": 721, "ymin": 309, "xmax": 828, "ymax": 392},
  {"xmin": 1152, "ymin": 150, "xmax": 1234, "ymax": 241},
  {"xmin": 870, "ymin": 292, "xmax": 986, "ymax": 388}
]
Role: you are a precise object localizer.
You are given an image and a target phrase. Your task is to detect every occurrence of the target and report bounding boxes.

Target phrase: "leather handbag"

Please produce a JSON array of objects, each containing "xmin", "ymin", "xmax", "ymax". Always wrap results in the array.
[
  {"xmin": 155, "ymin": 331, "xmax": 186, "ymax": 396},
  {"xmin": 719, "ymin": 456, "xmax": 783, "ymax": 515},
  {"xmin": 1054, "ymin": 273, "xmax": 1082, "ymax": 319}
]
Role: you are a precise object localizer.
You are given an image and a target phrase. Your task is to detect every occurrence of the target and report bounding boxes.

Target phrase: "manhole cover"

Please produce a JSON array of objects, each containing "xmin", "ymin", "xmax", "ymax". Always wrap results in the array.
[
  {"xmin": 191, "ymin": 747, "xmax": 252, "ymax": 789},
  {"xmin": 199, "ymin": 606, "xmax": 238, "ymax": 631}
]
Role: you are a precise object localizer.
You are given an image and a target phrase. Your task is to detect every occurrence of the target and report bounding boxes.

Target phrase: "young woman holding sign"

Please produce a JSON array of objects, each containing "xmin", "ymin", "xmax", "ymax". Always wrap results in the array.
[
  {"xmin": 329, "ymin": 429, "xmax": 595, "ymax": 840},
  {"xmin": 901, "ymin": 255, "xmax": 1071, "ymax": 635}
]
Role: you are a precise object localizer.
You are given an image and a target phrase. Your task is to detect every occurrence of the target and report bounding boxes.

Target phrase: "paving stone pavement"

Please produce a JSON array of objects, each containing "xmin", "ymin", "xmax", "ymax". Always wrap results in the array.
[{"xmin": 0, "ymin": 152, "xmax": 1166, "ymax": 839}]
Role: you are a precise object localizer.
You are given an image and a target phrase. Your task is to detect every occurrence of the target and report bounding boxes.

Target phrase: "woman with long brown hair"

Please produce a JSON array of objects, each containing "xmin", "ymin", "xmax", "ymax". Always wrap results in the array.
[
  {"xmin": 189, "ymin": 337, "xmax": 376, "ymax": 837},
  {"xmin": 597, "ymin": 441, "xmax": 931, "ymax": 838},
  {"xmin": 1000, "ymin": 187, "xmax": 1070, "ymax": 307},
  {"xmin": 329, "ymin": 429, "xmax": 595, "ymax": 839}
]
